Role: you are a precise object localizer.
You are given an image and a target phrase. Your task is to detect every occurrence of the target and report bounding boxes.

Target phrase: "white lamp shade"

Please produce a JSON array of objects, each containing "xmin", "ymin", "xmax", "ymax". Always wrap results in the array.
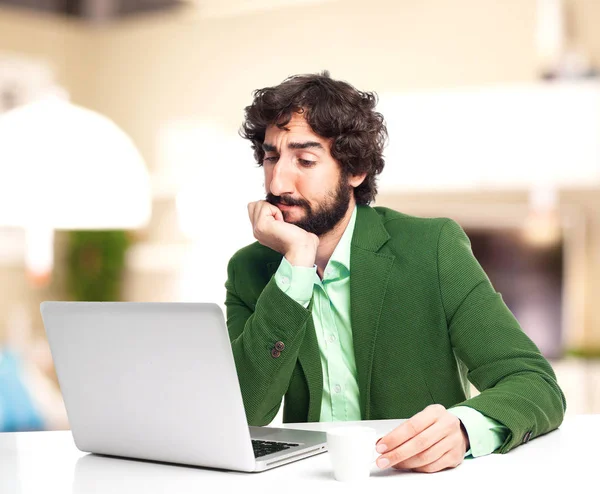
[{"xmin": 0, "ymin": 97, "xmax": 151, "ymax": 229}]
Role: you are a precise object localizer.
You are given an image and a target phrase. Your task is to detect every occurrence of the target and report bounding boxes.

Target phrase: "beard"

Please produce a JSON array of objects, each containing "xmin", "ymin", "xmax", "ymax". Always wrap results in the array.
[{"xmin": 266, "ymin": 175, "xmax": 352, "ymax": 237}]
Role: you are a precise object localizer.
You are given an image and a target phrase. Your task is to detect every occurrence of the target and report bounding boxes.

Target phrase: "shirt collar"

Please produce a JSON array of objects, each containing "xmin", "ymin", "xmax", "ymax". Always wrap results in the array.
[{"xmin": 322, "ymin": 205, "xmax": 356, "ymax": 280}]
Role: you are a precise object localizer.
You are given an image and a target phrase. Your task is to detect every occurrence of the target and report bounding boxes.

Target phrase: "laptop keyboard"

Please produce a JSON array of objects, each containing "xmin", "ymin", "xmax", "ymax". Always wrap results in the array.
[{"xmin": 251, "ymin": 439, "xmax": 300, "ymax": 458}]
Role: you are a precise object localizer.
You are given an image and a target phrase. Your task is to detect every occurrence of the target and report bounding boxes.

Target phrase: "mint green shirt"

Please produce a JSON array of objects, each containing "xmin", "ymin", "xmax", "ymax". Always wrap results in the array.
[{"xmin": 275, "ymin": 206, "xmax": 508, "ymax": 457}]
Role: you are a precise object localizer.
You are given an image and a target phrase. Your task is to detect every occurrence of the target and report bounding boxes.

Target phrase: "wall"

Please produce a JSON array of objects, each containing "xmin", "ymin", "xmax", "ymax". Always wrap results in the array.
[{"xmin": 0, "ymin": 0, "xmax": 599, "ymax": 348}]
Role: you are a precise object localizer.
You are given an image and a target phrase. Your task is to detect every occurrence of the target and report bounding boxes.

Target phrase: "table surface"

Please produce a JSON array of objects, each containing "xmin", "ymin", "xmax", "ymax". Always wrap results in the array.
[{"xmin": 1, "ymin": 415, "xmax": 597, "ymax": 493}]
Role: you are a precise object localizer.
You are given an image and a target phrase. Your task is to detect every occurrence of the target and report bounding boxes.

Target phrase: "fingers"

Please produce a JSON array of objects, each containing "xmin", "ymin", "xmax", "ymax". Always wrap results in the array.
[
  {"xmin": 377, "ymin": 419, "xmax": 449, "ymax": 469},
  {"xmin": 377, "ymin": 404, "xmax": 446, "ymax": 454},
  {"xmin": 272, "ymin": 205, "xmax": 283, "ymax": 221},
  {"xmin": 376, "ymin": 404, "xmax": 466, "ymax": 473},
  {"xmin": 390, "ymin": 434, "xmax": 457, "ymax": 470},
  {"xmin": 412, "ymin": 449, "xmax": 464, "ymax": 474},
  {"xmin": 248, "ymin": 200, "xmax": 283, "ymax": 228}
]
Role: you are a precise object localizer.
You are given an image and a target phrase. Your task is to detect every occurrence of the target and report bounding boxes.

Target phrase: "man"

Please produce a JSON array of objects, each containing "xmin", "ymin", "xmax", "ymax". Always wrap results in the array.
[{"xmin": 225, "ymin": 71, "xmax": 566, "ymax": 473}]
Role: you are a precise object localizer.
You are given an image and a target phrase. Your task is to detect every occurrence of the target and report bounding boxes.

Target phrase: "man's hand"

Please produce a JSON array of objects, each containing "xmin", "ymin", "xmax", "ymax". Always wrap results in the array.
[
  {"xmin": 248, "ymin": 200, "xmax": 319, "ymax": 267},
  {"xmin": 375, "ymin": 404, "xmax": 469, "ymax": 474}
]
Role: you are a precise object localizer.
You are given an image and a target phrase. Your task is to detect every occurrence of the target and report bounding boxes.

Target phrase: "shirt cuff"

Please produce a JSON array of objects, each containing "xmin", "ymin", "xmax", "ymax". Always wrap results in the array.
[
  {"xmin": 448, "ymin": 406, "xmax": 509, "ymax": 458},
  {"xmin": 274, "ymin": 257, "xmax": 316, "ymax": 308}
]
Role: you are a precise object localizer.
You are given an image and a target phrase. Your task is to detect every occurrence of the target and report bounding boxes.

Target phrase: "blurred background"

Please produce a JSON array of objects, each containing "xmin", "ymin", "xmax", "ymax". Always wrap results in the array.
[{"xmin": 0, "ymin": 0, "xmax": 599, "ymax": 432}]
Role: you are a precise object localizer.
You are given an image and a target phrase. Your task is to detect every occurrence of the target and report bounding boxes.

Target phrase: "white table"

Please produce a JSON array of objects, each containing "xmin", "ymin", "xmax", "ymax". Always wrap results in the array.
[{"xmin": 1, "ymin": 415, "xmax": 597, "ymax": 494}]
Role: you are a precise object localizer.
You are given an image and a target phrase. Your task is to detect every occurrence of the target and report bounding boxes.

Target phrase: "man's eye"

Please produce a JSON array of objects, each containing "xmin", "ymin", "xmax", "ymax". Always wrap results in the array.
[
  {"xmin": 299, "ymin": 159, "xmax": 316, "ymax": 167},
  {"xmin": 263, "ymin": 156, "xmax": 278, "ymax": 163}
]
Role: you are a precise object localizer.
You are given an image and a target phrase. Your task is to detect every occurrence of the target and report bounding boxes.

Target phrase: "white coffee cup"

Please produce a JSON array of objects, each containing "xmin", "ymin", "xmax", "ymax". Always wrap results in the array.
[{"xmin": 326, "ymin": 426, "xmax": 377, "ymax": 482}]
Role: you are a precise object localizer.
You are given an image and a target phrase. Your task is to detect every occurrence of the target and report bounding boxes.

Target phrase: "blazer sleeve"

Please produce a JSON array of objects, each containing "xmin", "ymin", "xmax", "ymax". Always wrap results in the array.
[
  {"xmin": 437, "ymin": 219, "xmax": 566, "ymax": 453},
  {"xmin": 224, "ymin": 255, "xmax": 312, "ymax": 426}
]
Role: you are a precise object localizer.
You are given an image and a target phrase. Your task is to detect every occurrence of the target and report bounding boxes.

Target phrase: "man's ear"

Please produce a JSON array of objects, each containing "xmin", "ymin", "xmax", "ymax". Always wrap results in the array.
[{"xmin": 348, "ymin": 172, "xmax": 367, "ymax": 188}]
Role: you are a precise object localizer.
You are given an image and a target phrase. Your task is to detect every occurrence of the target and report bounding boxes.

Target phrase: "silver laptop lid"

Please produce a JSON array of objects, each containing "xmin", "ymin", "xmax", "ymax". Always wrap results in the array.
[{"xmin": 41, "ymin": 302, "xmax": 256, "ymax": 471}]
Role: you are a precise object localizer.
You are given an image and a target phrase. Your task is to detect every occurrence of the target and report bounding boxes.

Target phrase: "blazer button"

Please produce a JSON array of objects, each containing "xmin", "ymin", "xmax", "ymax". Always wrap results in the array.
[
  {"xmin": 523, "ymin": 431, "xmax": 532, "ymax": 444},
  {"xmin": 274, "ymin": 341, "xmax": 285, "ymax": 351},
  {"xmin": 271, "ymin": 348, "xmax": 281, "ymax": 358}
]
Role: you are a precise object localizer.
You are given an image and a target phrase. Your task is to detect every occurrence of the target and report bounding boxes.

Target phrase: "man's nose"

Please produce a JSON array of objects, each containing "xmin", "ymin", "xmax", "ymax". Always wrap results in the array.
[{"xmin": 269, "ymin": 159, "xmax": 295, "ymax": 197}]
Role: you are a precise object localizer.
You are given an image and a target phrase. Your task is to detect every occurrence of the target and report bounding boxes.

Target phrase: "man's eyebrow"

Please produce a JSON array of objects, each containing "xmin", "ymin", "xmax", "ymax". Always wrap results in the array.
[
  {"xmin": 262, "ymin": 141, "xmax": 324, "ymax": 152},
  {"xmin": 289, "ymin": 141, "xmax": 324, "ymax": 151}
]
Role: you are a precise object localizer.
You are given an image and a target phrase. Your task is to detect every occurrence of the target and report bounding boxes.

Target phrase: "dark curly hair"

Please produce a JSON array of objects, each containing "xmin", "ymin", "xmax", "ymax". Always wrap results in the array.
[{"xmin": 240, "ymin": 71, "xmax": 387, "ymax": 205}]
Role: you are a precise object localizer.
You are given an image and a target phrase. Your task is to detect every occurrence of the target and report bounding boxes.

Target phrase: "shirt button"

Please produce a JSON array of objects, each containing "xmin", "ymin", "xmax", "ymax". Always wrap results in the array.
[
  {"xmin": 329, "ymin": 335, "xmax": 336, "ymax": 343},
  {"xmin": 280, "ymin": 276, "xmax": 289, "ymax": 285},
  {"xmin": 325, "ymin": 269, "xmax": 332, "ymax": 277},
  {"xmin": 334, "ymin": 384, "xmax": 342, "ymax": 394}
]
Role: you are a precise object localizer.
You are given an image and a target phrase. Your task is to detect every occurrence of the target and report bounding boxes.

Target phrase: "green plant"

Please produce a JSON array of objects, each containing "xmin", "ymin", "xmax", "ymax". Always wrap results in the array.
[{"xmin": 65, "ymin": 230, "xmax": 130, "ymax": 301}]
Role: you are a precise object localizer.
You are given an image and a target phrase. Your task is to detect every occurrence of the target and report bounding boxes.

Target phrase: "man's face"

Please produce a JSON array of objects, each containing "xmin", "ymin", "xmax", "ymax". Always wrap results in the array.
[{"xmin": 263, "ymin": 112, "xmax": 359, "ymax": 236}]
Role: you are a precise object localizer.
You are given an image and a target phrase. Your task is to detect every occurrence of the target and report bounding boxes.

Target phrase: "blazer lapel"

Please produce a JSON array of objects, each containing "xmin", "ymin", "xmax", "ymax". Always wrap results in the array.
[{"xmin": 350, "ymin": 206, "xmax": 395, "ymax": 419}]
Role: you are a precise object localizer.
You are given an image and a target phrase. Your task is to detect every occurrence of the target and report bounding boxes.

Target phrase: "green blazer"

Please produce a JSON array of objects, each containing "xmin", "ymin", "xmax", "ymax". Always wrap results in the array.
[{"xmin": 225, "ymin": 205, "xmax": 566, "ymax": 453}]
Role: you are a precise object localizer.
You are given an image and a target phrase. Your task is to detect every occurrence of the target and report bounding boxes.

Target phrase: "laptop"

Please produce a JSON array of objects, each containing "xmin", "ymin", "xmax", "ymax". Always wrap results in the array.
[{"xmin": 40, "ymin": 301, "xmax": 327, "ymax": 472}]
